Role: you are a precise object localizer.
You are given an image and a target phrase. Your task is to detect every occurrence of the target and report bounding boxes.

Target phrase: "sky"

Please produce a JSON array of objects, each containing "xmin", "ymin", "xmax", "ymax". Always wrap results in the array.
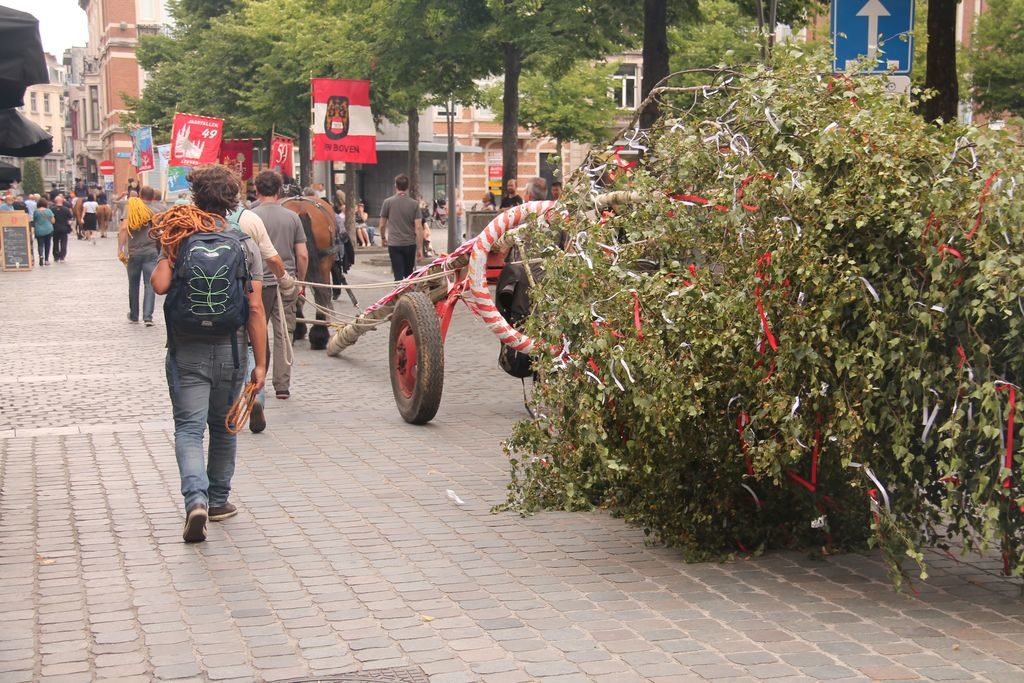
[{"xmin": 2, "ymin": 0, "xmax": 88, "ymax": 58}]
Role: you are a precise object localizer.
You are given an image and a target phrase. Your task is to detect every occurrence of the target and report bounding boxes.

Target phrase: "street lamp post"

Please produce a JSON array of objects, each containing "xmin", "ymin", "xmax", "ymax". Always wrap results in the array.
[{"xmin": 444, "ymin": 95, "xmax": 458, "ymax": 251}]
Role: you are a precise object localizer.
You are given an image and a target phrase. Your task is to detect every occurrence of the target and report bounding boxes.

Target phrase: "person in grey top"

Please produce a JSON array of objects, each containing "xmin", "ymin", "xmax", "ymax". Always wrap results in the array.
[
  {"xmin": 378, "ymin": 174, "xmax": 423, "ymax": 281},
  {"xmin": 250, "ymin": 170, "xmax": 308, "ymax": 400},
  {"xmin": 117, "ymin": 186, "xmax": 163, "ymax": 326}
]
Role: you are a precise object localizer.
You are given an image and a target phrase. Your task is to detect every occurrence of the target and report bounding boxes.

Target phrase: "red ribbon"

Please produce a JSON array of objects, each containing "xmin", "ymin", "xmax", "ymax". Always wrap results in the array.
[
  {"xmin": 965, "ymin": 170, "xmax": 1002, "ymax": 240},
  {"xmin": 811, "ymin": 427, "xmax": 821, "ymax": 486},
  {"xmin": 938, "ymin": 244, "xmax": 963, "ymax": 261},
  {"xmin": 631, "ymin": 292, "xmax": 644, "ymax": 341},
  {"xmin": 754, "ymin": 252, "xmax": 779, "ymax": 352},
  {"xmin": 996, "ymin": 384, "xmax": 1015, "ymax": 488},
  {"xmin": 669, "ymin": 193, "xmax": 709, "ymax": 205},
  {"xmin": 828, "ymin": 74, "xmax": 859, "ymax": 107},
  {"xmin": 737, "ymin": 173, "xmax": 774, "ymax": 212},
  {"xmin": 612, "ymin": 146, "xmax": 636, "ymax": 170},
  {"xmin": 957, "ymin": 345, "xmax": 967, "ymax": 369}
]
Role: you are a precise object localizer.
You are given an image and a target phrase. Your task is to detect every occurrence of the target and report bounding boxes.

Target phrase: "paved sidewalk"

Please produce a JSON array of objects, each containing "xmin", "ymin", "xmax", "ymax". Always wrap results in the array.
[{"xmin": 1, "ymin": 235, "xmax": 1022, "ymax": 683}]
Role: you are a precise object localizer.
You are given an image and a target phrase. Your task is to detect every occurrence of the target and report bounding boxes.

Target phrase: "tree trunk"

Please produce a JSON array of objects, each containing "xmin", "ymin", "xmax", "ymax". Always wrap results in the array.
[
  {"xmin": 298, "ymin": 124, "xmax": 311, "ymax": 188},
  {"xmin": 640, "ymin": 0, "xmax": 669, "ymax": 130},
  {"xmin": 407, "ymin": 106, "xmax": 421, "ymax": 198},
  {"xmin": 555, "ymin": 137, "xmax": 564, "ymax": 181},
  {"xmin": 923, "ymin": 0, "xmax": 959, "ymax": 123},
  {"xmin": 344, "ymin": 162, "xmax": 356, "ymax": 242},
  {"xmin": 501, "ymin": 42, "xmax": 521, "ymax": 191}
]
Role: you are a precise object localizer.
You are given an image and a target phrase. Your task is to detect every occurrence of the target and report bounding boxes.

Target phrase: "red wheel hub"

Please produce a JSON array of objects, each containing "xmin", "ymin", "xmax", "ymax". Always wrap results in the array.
[{"xmin": 394, "ymin": 321, "xmax": 417, "ymax": 398}]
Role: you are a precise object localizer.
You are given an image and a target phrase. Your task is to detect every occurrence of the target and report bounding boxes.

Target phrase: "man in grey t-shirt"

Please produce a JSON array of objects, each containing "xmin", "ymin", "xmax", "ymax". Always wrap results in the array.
[
  {"xmin": 378, "ymin": 174, "xmax": 423, "ymax": 281},
  {"xmin": 251, "ymin": 170, "xmax": 309, "ymax": 400}
]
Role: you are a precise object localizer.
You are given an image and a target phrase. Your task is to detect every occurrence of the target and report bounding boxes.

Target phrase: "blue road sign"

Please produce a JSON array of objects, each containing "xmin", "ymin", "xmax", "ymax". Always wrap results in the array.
[{"xmin": 832, "ymin": 0, "xmax": 915, "ymax": 74}]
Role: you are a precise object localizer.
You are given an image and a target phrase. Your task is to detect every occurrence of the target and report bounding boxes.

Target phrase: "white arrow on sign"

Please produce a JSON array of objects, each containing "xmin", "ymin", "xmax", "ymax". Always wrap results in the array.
[{"xmin": 857, "ymin": 0, "xmax": 891, "ymax": 62}]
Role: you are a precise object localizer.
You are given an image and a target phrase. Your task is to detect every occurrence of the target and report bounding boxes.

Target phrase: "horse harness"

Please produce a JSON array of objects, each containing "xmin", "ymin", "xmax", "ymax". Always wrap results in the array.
[{"xmin": 282, "ymin": 196, "xmax": 339, "ymax": 260}]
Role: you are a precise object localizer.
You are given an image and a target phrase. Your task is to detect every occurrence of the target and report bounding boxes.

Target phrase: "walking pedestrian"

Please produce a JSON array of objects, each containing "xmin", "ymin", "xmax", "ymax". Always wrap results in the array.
[
  {"xmin": 81, "ymin": 193, "xmax": 98, "ymax": 243},
  {"xmin": 378, "ymin": 174, "xmax": 423, "ymax": 281},
  {"xmin": 117, "ymin": 187, "xmax": 161, "ymax": 325},
  {"xmin": 32, "ymin": 198, "xmax": 54, "ymax": 266},
  {"xmin": 150, "ymin": 164, "xmax": 268, "ymax": 543},
  {"xmin": 228, "ymin": 195, "xmax": 288, "ymax": 433},
  {"xmin": 250, "ymin": 170, "xmax": 308, "ymax": 403},
  {"xmin": 50, "ymin": 195, "xmax": 73, "ymax": 263}
]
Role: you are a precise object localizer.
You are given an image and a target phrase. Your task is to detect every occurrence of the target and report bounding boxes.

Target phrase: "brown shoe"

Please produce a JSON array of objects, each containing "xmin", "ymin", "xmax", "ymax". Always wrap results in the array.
[
  {"xmin": 249, "ymin": 402, "xmax": 266, "ymax": 433},
  {"xmin": 208, "ymin": 502, "xmax": 237, "ymax": 521},
  {"xmin": 182, "ymin": 503, "xmax": 208, "ymax": 542}
]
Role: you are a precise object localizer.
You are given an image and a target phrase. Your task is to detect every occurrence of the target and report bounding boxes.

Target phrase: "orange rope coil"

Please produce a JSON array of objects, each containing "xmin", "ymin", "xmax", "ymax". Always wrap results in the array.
[
  {"xmin": 225, "ymin": 382, "xmax": 258, "ymax": 435},
  {"xmin": 149, "ymin": 205, "xmax": 225, "ymax": 262}
]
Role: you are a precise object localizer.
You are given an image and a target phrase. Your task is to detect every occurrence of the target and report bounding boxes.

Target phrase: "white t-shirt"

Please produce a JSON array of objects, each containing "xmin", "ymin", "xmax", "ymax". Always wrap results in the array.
[{"xmin": 83, "ymin": 201, "xmax": 98, "ymax": 214}]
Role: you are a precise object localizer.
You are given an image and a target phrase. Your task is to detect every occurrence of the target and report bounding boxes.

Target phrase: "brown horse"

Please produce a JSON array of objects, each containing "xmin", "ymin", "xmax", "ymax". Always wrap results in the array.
[
  {"xmin": 282, "ymin": 196, "xmax": 337, "ymax": 350},
  {"xmin": 96, "ymin": 204, "xmax": 112, "ymax": 237},
  {"xmin": 71, "ymin": 197, "xmax": 84, "ymax": 235}
]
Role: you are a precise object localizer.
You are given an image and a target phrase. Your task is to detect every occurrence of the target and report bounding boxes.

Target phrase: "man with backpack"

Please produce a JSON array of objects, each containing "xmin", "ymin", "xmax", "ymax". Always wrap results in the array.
[{"xmin": 150, "ymin": 164, "xmax": 268, "ymax": 543}]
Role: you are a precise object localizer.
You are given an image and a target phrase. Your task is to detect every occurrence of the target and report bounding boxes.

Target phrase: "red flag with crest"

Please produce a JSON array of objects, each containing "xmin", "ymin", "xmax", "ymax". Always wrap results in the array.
[
  {"xmin": 311, "ymin": 78, "xmax": 376, "ymax": 164},
  {"xmin": 169, "ymin": 113, "xmax": 223, "ymax": 167},
  {"xmin": 270, "ymin": 135, "xmax": 294, "ymax": 177},
  {"xmin": 220, "ymin": 139, "xmax": 254, "ymax": 181}
]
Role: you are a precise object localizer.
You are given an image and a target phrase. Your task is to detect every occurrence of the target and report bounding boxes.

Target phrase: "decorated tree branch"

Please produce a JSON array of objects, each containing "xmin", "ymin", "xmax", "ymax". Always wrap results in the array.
[{"xmin": 503, "ymin": 48, "xmax": 1024, "ymax": 589}]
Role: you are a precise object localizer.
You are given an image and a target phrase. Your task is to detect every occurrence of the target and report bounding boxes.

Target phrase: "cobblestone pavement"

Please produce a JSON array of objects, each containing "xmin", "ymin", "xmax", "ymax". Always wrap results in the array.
[{"xmin": 1, "ymin": 235, "xmax": 1022, "ymax": 683}]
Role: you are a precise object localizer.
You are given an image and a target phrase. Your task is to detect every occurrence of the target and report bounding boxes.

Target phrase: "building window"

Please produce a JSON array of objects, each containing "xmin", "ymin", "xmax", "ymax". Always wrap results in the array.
[
  {"xmin": 612, "ymin": 65, "xmax": 638, "ymax": 109},
  {"xmin": 44, "ymin": 93, "xmax": 50, "ymax": 114},
  {"xmin": 30, "ymin": 92, "xmax": 37, "ymax": 112},
  {"xmin": 45, "ymin": 159, "xmax": 58, "ymax": 176},
  {"xmin": 89, "ymin": 86, "xmax": 100, "ymax": 131}
]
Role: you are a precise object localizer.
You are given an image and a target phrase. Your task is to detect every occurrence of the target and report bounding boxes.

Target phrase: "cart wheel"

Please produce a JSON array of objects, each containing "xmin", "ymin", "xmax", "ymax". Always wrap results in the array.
[{"xmin": 389, "ymin": 291, "xmax": 444, "ymax": 424}]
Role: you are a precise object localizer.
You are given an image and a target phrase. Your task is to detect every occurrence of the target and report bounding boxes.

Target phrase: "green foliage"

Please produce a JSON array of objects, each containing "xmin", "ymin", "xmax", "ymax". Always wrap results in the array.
[
  {"xmin": 504, "ymin": 47, "xmax": 1024, "ymax": 587},
  {"xmin": 484, "ymin": 59, "xmax": 620, "ymax": 146},
  {"xmin": 483, "ymin": 0, "xmax": 639, "ymax": 69},
  {"xmin": 969, "ymin": 0, "xmax": 1024, "ymax": 116},
  {"xmin": 126, "ymin": 2, "xmax": 269, "ymax": 140},
  {"xmin": 20, "ymin": 159, "xmax": 42, "ymax": 195},
  {"xmin": 669, "ymin": 0, "xmax": 761, "ymax": 81},
  {"xmin": 732, "ymin": 0, "xmax": 825, "ymax": 28}
]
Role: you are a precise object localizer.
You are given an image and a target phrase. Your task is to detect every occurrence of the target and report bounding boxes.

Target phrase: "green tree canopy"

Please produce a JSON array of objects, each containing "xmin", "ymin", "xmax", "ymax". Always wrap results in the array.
[
  {"xmin": 669, "ymin": 0, "xmax": 761, "ymax": 82},
  {"xmin": 483, "ymin": 0, "xmax": 640, "ymax": 187},
  {"xmin": 969, "ymin": 0, "xmax": 1024, "ymax": 116},
  {"xmin": 21, "ymin": 159, "xmax": 42, "ymax": 195},
  {"xmin": 484, "ymin": 58, "xmax": 620, "ymax": 170}
]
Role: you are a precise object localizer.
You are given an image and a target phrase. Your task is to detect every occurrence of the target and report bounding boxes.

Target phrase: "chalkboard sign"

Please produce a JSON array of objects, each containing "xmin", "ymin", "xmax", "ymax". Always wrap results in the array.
[{"xmin": 1, "ymin": 212, "xmax": 32, "ymax": 271}]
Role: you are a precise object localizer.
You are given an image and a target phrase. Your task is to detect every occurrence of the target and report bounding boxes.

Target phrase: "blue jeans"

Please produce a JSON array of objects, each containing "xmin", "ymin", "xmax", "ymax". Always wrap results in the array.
[
  {"xmin": 166, "ymin": 341, "xmax": 245, "ymax": 511},
  {"xmin": 127, "ymin": 252, "xmax": 158, "ymax": 322}
]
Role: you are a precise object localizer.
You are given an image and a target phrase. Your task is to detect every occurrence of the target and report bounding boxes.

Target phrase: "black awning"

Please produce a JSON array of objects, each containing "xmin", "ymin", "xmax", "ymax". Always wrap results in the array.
[
  {"xmin": 0, "ymin": 160, "xmax": 22, "ymax": 183},
  {"xmin": 0, "ymin": 109, "xmax": 54, "ymax": 157},
  {"xmin": 0, "ymin": 6, "xmax": 49, "ymax": 109}
]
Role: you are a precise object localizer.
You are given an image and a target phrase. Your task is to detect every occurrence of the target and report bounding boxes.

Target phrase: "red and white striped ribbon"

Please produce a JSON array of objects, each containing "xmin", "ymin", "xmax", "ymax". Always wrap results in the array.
[{"xmin": 463, "ymin": 201, "xmax": 556, "ymax": 354}]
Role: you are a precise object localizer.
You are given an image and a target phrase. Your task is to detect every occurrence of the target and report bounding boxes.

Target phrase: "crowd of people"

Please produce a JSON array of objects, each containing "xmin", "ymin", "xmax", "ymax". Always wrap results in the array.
[{"xmin": 2, "ymin": 167, "xmax": 564, "ymax": 543}]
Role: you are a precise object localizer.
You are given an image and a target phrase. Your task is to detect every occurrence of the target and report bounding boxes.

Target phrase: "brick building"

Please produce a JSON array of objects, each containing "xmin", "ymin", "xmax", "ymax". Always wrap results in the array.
[
  {"xmin": 76, "ymin": 0, "xmax": 171, "ymax": 194},
  {"xmin": 17, "ymin": 53, "xmax": 67, "ymax": 190}
]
